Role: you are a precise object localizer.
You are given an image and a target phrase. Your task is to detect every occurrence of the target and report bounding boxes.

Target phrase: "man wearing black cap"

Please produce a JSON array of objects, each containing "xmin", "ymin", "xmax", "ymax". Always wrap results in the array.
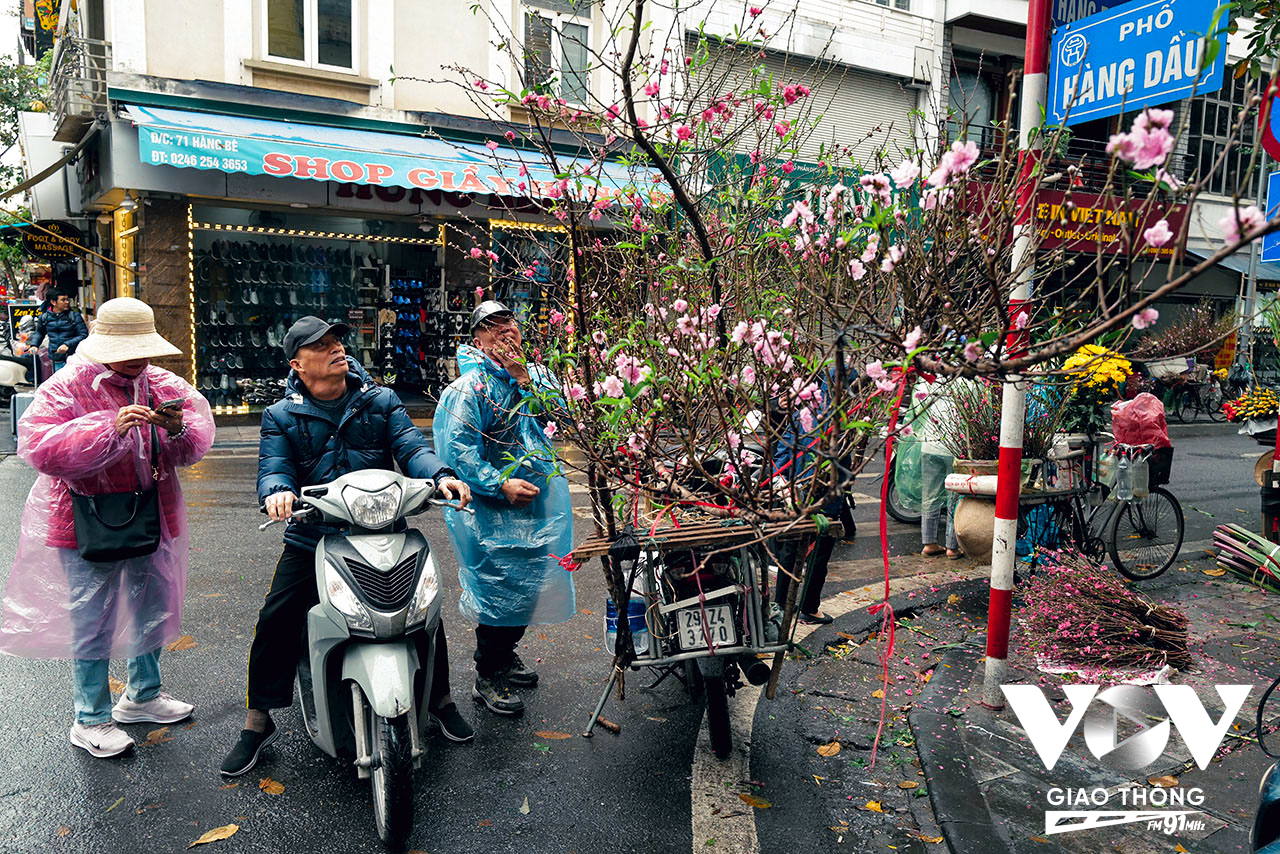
[
  {"xmin": 433, "ymin": 301, "xmax": 576, "ymax": 717},
  {"xmin": 220, "ymin": 316, "xmax": 474, "ymax": 777}
]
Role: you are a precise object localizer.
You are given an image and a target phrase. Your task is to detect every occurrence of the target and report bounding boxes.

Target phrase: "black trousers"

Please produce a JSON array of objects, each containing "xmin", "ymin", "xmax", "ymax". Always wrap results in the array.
[
  {"xmin": 774, "ymin": 535, "xmax": 836, "ymax": 616},
  {"xmin": 473, "ymin": 624, "xmax": 527, "ymax": 678},
  {"xmin": 246, "ymin": 545, "xmax": 452, "ymax": 710}
]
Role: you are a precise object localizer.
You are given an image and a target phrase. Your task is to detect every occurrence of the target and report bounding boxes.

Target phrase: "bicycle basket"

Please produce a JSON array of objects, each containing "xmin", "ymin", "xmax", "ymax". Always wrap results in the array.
[{"xmin": 1148, "ymin": 446, "xmax": 1174, "ymax": 487}]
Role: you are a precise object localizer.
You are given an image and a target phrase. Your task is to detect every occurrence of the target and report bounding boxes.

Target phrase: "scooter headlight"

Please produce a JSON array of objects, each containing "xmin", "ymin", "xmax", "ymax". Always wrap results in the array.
[
  {"xmin": 342, "ymin": 483, "xmax": 402, "ymax": 529},
  {"xmin": 406, "ymin": 559, "xmax": 440, "ymax": 627},
  {"xmin": 323, "ymin": 561, "xmax": 374, "ymax": 631}
]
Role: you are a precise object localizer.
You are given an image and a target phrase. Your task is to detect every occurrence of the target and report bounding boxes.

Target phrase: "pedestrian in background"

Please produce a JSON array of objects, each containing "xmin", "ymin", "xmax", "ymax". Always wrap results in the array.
[
  {"xmin": 0, "ymin": 297, "xmax": 214, "ymax": 758},
  {"xmin": 433, "ymin": 301, "xmax": 575, "ymax": 717},
  {"xmin": 913, "ymin": 377, "xmax": 962, "ymax": 559},
  {"xmin": 31, "ymin": 291, "xmax": 89, "ymax": 373}
]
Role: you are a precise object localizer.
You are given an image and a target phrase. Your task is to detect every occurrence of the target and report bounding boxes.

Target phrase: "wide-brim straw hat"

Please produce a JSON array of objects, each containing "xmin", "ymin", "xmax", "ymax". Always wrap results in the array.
[{"xmin": 77, "ymin": 297, "xmax": 182, "ymax": 363}]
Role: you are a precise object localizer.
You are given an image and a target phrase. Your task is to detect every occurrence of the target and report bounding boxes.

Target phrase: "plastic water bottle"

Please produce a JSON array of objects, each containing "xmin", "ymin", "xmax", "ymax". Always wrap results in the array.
[
  {"xmin": 605, "ymin": 597, "xmax": 649, "ymax": 656},
  {"xmin": 1115, "ymin": 452, "xmax": 1133, "ymax": 501}
]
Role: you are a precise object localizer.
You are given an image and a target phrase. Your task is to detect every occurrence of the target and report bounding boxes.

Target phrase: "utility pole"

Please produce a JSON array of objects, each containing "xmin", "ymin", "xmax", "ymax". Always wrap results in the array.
[{"xmin": 981, "ymin": 0, "xmax": 1051, "ymax": 710}]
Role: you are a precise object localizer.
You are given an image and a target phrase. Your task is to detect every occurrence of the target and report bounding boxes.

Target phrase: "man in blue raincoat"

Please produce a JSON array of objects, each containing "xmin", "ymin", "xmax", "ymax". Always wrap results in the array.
[{"xmin": 433, "ymin": 301, "xmax": 575, "ymax": 717}]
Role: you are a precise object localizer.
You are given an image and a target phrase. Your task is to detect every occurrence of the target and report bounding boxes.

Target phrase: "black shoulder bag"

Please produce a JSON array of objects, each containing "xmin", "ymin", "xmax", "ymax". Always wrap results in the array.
[{"xmin": 70, "ymin": 399, "xmax": 162, "ymax": 563}]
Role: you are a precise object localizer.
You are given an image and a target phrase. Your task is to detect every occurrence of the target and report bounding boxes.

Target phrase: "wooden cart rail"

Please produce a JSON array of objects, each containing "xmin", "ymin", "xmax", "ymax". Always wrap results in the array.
[{"xmin": 569, "ymin": 517, "xmax": 842, "ymax": 561}]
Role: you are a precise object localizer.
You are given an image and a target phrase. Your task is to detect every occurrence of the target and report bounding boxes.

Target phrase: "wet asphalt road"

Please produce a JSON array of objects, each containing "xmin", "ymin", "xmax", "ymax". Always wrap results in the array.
[{"xmin": 0, "ymin": 420, "xmax": 1257, "ymax": 853}]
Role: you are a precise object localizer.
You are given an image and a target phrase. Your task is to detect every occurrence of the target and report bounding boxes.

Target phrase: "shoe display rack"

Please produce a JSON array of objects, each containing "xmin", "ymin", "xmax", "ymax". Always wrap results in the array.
[
  {"xmin": 193, "ymin": 236, "xmax": 372, "ymax": 407},
  {"xmin": 379, "ymin": 266, "xmax": 476, "ymax": 399}
]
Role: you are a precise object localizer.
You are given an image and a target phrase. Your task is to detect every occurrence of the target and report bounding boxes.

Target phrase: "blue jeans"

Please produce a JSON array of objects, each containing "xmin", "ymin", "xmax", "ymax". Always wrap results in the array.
[
  {"xmin": 73, "ymin": 652, "xmax": 161, "ymax": 725},
  {"xmin": 63, "ymin": 550, "xmax": 167, "ymax": 725}
]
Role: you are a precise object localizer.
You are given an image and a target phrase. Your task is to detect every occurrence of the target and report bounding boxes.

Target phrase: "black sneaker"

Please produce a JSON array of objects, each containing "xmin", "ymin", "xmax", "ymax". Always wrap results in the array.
[
  {"xmin": 472, "ymin": 674, "xmax": 525, "ymax": 716},
  {"xmin": 505, "ymin": 653, "xmax": 539, "ymax": 688},
  {"xmin": 428, "ymin": 703, "xmax": 475, "ymax": 742},
  {"xmin": 219, "ymin": 718, "xmax": 279, "ymax": 777}
]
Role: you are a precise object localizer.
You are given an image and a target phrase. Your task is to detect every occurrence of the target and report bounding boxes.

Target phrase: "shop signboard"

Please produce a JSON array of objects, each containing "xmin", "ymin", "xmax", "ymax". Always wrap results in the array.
[
  {"xmin": 1033, "ymin": 189, "xmax": 1188, "ymax": 257},
  {"xmin": 7, "ymin": 299, "xmax": 39, "ymax": 340},
  {"xmin": 1261, "ymin": 78, "xmax": 1280, "ymax": 161},
  {"xmin": 21, "ymin": 220, "xmax": 85, "ymax": 262},
  {"xmin": 1264, "ymin": 171, "xmax": 1280, "ymax": 265},
  {"xmin": 1048, "ymin": 0, "xmax": 1228, "ymax": 126}
]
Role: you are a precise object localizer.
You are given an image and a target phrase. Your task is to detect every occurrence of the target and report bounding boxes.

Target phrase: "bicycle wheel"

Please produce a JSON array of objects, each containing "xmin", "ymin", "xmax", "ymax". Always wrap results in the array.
[
  {"xmin": 1176, "ymin": 390, "xmax": 1198, "ymax": 424},
  {"xmin": 1106, "ymin": 487, "xmax": 1184, "ymax": 580},
  {"xmin": 1206, "ymin": 383, "xmax": 1227, "ymax": 422}
]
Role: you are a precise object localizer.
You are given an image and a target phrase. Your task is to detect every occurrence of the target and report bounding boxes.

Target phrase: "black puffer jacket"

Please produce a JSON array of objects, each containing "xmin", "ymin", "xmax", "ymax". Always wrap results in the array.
[
  {"xmin": 31, "ymin": 308, "xmax": 88, "ymax": 357},
  {"xmin": 257, "ymin": 357, "xmax": 452, "ymax": 551}
]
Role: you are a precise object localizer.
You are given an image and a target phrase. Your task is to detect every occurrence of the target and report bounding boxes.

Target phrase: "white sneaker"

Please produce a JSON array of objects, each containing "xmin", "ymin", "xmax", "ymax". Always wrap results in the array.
[
  {"xmin": 70, "ymin": 722, "xmax": 135, "ymax": 758},
  {"xmin": 112, "ymin": 691, "xmax": 194, "ymax": 724}
]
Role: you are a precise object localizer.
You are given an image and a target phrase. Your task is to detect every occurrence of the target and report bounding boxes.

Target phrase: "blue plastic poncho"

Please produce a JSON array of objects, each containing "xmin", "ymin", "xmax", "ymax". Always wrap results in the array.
[{"xmin": 432, "ymin": 345, "xmax": 575, "ymax": 626}]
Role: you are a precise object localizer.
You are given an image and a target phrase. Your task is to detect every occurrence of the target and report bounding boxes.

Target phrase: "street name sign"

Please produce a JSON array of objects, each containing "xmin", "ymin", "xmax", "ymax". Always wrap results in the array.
[
  {"xmin": 1052, "ymin": 0, "xmax": 1127, "ymax": 27},
  {"xmin": 1263, "ymin": 171, "xmax": 1280, "ymax": 264},
  {"xmin": 1048, "ymin": 0, "xmax": 1228, "ymax": 126}
]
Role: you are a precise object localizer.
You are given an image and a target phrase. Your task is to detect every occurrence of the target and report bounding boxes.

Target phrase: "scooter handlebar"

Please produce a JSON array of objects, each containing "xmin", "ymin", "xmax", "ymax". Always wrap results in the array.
[{"xmin": 257, "ymin": 503, "xmax": 316, "ymax": 531}]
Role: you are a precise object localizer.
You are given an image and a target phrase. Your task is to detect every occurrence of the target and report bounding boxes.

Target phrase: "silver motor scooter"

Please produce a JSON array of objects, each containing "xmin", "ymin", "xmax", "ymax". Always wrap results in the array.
[{"xmin": 261, "ymin": 470, "xmax": 471, "ymax": 849}]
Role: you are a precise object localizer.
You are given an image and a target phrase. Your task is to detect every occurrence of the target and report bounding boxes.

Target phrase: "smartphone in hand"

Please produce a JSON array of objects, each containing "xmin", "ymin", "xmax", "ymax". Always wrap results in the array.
[{"xmin": 156, "ymin": 397, "xmax": 186, "ymax": 412}]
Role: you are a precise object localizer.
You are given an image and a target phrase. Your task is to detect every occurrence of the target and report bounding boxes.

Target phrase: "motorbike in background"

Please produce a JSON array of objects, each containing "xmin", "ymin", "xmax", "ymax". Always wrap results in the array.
[{"xmin": 260, "ymin": 470, "xmax": 471, "ymax": 849}]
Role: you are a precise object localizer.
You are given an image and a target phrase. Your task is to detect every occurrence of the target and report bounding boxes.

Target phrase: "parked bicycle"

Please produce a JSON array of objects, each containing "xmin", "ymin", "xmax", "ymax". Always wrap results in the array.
[
  {"xmin": 1172, "ymin": 379, "xmax": 1226, "ymax": 423},
  {"xmin": 1022, "ymin": 440, "xmax": 1184, "ymax": 580}
]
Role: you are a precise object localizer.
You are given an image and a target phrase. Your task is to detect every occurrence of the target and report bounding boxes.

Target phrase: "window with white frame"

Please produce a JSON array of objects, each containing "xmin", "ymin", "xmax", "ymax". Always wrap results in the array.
[
  {"xmin": 1186, "ymin": 74, "xmax": 1260, "ymax": 198},
  {"xmin": 266, "ymin": 0, "xmax": 355, "ymax": 71},
  {"xmin": 873, "ymin": 0, "xmax": 911, "ymax": 11},
  {"xmin": 523, "ymin": 1, "xmax": 592, "ymax": 105}
]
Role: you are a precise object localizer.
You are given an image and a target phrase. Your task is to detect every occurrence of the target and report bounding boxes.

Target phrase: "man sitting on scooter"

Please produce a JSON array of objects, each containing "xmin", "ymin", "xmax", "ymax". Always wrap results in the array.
[
  {"xmin": 30, "ymin": 291, "xmax": 88, "ymax": 373},
  {"xmin": 220, "ymin": 317, "xmax": 473, "ymax": 777}
]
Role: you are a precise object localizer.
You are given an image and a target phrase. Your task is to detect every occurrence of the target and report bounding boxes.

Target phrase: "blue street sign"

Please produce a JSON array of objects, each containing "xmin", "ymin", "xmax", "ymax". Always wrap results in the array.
[
  {"xmin": 1053, "ymin": 0, "xmax": 1128, "ymax": 27},
  {"xmin": 1048, "ymin": 0, "xmax": 1228, "ymax": 126},
  {"xmin": 1263, "ymin": 171, "xmax": 1280, "ymax": 264}
]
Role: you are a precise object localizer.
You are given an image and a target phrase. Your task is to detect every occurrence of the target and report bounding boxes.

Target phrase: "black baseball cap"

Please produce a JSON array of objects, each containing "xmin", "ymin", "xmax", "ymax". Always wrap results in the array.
[
  {"xmin": 470, "ymin": 300, "xmax": 514, "ymax": 333},
  {"xmin": 283, "ymin": 316, "xmax": 349, "ymax": 359}
]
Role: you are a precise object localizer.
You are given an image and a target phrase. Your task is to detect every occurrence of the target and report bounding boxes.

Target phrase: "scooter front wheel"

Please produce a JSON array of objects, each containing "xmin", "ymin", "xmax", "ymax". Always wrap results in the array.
[{"xmin": 371, "ymin": 712, "xmax": 414, "ymax": 849}]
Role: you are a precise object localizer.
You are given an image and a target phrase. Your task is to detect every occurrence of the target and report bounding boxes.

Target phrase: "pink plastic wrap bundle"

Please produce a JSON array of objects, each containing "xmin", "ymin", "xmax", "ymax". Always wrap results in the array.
[
  {"xmin": 1111, "ymin": 392, "xmax": 1172, "ymax": 449},
  {"xmin": 0, "ymin": 355, "xmax": 214, "ymax": 659}
]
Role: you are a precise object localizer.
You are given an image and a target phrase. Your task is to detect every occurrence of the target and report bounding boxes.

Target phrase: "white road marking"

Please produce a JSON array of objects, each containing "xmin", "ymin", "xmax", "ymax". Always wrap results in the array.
[{"xmin": 687, "ymin": 567, "xmax": 984, "ymax": 852}]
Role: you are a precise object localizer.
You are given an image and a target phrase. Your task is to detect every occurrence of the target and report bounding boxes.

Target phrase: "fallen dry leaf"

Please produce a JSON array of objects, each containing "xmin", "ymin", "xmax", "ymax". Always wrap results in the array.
[
  {"xmin": 864, "ymin": 800, "xmax": 884, "ymax": 813},
  {"xmin": 871, "ymin": 689, "xmax": 885, "ymax": 699},
  {"xmin": 519, "ymin": 796, "xmax": 531, "ymax": 815},
  {"xmin": 477, "ymin": 819, "xmax": 493, "ymax": 827},
  {"xmin": 537, "ymin": 632, "xmax": 549, "ymax": 641},
  {"xmin": 1030, "ymin": 836, "xmax": 1049, "ymax": 844},
  {"xmin": 816, "ymin": 741, "xmax": 841, "ymax": 757},
  {"xmin": 835, "ymin": 631, "xmax": 858, "ymax": 640},
  {"xmin": 738, "ymin": 793, "xmax": 772, "ymax": 809},
  {"xmin": 142, "ymin": 727, "xmax": 173, "ymax": 746},
  {"xmin": 908, "ymin": 830, "xmax": 942, "ymax": 843},
  {"xmin": 166, "ymin": 635, "xmax": 198, "ymax": 652},
  {"xmin": 258, "ymin": 777, "xmax": 285, "ymax": 795},
  {"xmin": 579, "ymin": 609, "xmax": 593, "ymax": 616},
  {"xmin": 107, "ymin": 677, "xmax": 125, "ymax": 694},
  {"xmin": 217, "ymin": 783, "xmax": 239, "ymax": 790},
  {"xmin": 56, "ymin": 826, "xmax": 70, "ymax": 837},
  {"xmin": 1203, "ymin": 568, "xmax": 1226, "ymax": 577},
  {"xmin": 1148, "ymin": 775, "xmax": 1179, "ymax": 788},
  {"xmin": 187, "ymin": 824, "xmax": 239, "ymax": 848},
  {"xmin": 533, "ymin": 731, "xmax": 573, "ymax": 740},
  {"xmin": 947, "ymin": 594, "xmax": 960, "ymax": 605},
  {"xmin": 898, "ymin": 781, "xmax": 919, "ymax": 790},
  {"xmin": 1175, "ymin": 845, "xmax": 1189, "ymax": 853}
]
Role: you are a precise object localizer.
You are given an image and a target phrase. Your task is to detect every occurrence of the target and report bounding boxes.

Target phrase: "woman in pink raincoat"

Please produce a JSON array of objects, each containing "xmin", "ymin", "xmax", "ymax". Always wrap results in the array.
[{"xmin": 0, "ymin": 298, "xmax": 214, "ymax": 758}]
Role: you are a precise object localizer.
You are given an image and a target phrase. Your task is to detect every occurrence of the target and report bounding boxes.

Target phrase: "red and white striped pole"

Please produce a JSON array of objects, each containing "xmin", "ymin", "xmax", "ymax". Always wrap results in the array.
[{"xmin": 981, "ymin": 0, "xmax": 1052, "ymax": 710}]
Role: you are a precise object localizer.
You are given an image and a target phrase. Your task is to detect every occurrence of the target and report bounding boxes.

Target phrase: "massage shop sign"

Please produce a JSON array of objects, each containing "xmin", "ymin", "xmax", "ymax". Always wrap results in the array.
[{"xmin": 1034, "ymin": 189, "xmax": 1188, "ymax": 258}]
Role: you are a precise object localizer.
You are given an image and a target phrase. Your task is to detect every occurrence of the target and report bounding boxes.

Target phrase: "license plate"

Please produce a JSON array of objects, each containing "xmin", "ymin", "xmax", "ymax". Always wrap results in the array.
[{"xmin": 677, "ymin": 604, "xmax": 736, "ymax": 650}]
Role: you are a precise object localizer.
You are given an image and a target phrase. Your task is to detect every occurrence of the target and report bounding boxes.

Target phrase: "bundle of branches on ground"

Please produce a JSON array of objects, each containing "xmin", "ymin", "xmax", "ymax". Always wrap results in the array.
[
  {"xmin": 1132, "ymin": 299, "xmax": 1235, "ymax": 362},
  {"xmin": 1214, "ymin": 523, "xmax": 1280, "ymax": 594},
  {"xmin": 1019, "ymin": 551, "xmax": 1192, "ymax": 670}
]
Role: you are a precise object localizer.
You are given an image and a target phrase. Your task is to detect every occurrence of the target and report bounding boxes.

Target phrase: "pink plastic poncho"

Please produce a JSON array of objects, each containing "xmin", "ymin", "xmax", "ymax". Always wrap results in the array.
[
  {"xmin": 1111, "ymin": 392, "xmax": 1172, "ymax": 449},
  {"xmin": 0, "ymin": 354, "xmax": 214, "ymax": 660}
]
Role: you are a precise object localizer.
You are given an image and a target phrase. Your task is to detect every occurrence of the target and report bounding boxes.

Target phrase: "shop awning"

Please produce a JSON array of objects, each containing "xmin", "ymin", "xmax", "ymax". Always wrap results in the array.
[
  {"xmin": 1186, "ymin": 245, "xmax": 1280, "ymax": 282},
  {"xmin": 125, "ymin": 105, "xmax": 658, "ymax": 203}
]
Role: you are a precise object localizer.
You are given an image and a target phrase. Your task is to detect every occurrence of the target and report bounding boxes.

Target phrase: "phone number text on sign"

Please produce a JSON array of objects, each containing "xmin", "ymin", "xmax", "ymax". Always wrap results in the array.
[{"xmin": 148, "ymin": 150, "xmax": 250, "ymax": 172}]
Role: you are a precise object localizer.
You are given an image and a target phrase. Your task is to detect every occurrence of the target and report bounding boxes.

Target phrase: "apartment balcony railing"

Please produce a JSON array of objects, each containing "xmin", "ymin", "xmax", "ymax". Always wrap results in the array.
[{"xmin": 50, "ymin": 37, "xmax": 111, "ymax": 143}]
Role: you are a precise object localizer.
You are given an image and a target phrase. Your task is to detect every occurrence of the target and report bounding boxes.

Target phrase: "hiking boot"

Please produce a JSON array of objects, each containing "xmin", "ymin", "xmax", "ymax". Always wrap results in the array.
[
  {"xmin": 472, "ymin": 674, "xmax": 525, "ymax": 716},
  {"xmin": 219, "ymin": 718, "xmax": 279, "ymax": 777},
  {"xmin": 112, "ymin": 691, "xmax": 194, "ymax": 724},
  {"xmin": 505, "ymin": 653, "xmax": 539, "ymax": 688},
  {"xmin": 428, "ymin": 703, "xmax": 475, "ymax": 742},
  {"xmin": 70, "ymin": 722, "xmax": 135, "ymax": 758}
]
